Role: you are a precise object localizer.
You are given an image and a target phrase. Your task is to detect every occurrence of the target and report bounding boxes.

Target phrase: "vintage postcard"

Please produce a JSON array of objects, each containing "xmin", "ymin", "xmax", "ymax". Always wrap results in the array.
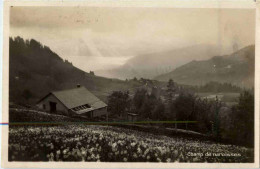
[{"xmin": 1, "ymin": 0, "xmax": 259, "ymax": 168}]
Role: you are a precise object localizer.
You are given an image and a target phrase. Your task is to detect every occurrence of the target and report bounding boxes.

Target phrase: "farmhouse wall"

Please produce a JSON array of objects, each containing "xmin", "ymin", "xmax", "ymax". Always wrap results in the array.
[{"xmin": 37, "ymin": 94, "xmax": 69, "ymax": 114}]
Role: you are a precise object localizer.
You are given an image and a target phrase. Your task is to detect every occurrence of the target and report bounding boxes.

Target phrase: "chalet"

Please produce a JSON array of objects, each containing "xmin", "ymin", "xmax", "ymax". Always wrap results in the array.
[
  {"xmin": 36, "ymin": 85, "xmax": 108, "ymax": 118},
  {"xmin": 127, "ymin": 113, "xmax": 139, "ymax": 122}
]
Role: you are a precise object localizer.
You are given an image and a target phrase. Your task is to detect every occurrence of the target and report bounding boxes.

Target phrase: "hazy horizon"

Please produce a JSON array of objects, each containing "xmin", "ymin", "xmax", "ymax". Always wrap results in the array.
[{"xmin": 10, "ymin": 7, "xmax": 255, "ymax": 78}]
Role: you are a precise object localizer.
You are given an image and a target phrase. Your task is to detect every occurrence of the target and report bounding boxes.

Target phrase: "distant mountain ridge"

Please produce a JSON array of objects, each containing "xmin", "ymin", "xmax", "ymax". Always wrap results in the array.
[
  {"xmin": 9, "ymin": 37, "xmax": 141, "ymax": 104},
  {"xmin": 96, "ymin": 44, "xmax": 221, "ymax": 79},
  {"xmin": 155, "ymin": 45, "xmax": 255, "ymax": 88}
]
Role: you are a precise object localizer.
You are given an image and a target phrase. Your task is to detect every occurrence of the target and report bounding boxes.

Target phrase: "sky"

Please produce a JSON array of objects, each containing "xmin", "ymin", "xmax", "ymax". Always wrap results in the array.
[{"xmin": 10, "ymin": 7, "xmax": 255, "ymax": 72}]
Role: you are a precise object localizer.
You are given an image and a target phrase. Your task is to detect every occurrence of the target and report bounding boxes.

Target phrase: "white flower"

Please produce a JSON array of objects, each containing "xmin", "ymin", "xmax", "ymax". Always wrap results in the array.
[
  {"xmin": 144, "ymin": 148, "xmax": 149, "ymax": 155},
  {"xmin": 131, "ymin": 142, "xmax": 136, "ymax": 147},
  {"xmin": 112, "ymin": 142, "xmax": 117, "ymax": 148},
  {"xmin": 81, "ymin": 150, "xmax": 86, "ymax": 155},
  {"xmin": 123, "ymin": 157, "xmax": 128, "ymax": 162}
]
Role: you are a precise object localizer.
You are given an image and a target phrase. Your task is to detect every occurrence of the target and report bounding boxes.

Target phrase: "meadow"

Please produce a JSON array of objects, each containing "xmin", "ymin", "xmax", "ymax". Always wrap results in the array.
[{"xmin": 9, "ymin": 125, "xmax": 253, "ymax": 162}]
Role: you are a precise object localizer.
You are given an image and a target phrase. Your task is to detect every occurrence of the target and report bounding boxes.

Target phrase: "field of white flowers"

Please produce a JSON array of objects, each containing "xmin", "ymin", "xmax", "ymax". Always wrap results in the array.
[{"xmin": 9, "ymin": 125, "xmax": 253, "ymax": 162}]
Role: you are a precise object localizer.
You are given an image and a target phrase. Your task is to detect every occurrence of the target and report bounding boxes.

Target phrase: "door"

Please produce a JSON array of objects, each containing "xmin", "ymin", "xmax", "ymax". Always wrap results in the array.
[{"xmin": 49, "ymin": 101, "xmax": 57, "ymax": 113}]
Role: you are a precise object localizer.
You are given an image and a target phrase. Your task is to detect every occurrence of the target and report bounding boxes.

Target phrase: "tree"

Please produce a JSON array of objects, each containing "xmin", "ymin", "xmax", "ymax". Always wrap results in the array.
[
  {"xmin": 166, "ymin": 79, "xmax": 175, "ymax": 103},
  {"xmin": 132, "ymin": 88, "xmax": 165, "ymax": 120},
  {"xmin": 30, "ymin": 39, "xmax": 42, "ymax": 49},
  {"xmin": 108, "ymin": 91, "xmax": 131, "ymax": 117},
  {"xmin": 195, "ymin": 98, "xmax": 213, "ymax": 133},
  {"xmin": 173, "ymin": 92, "xmax": 197, "ymax": 129},
  {"xmin": 89, "ymin": 71, "xmax": 95, "ymax": 76},
  {"xmin": 212, "ymin": 96, "xmax": 222, "ymax": 140},
  {"xmin": 139, "ymin": 94, "xmax": 157, "ymax": 119},
  {"xmin": 133, "ymin": 89, "xmax": 147, "ymax": 110},
  {"xmin": 151, "ymin": 99, "xmax": 165, "ymax": 121},
  {"xmin": 230, "ymin": 90, "xmax": 254, "ymax": 146},
  {"xmin": 151, "ymin": 86, "xmax": 159, "ymax": 98}
]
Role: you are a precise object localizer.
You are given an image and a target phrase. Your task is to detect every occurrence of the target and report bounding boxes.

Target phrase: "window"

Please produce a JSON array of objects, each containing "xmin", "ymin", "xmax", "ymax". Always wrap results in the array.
[
  {"xmin": 84, "ymin": 104, "xmax": 91, "ymax": 108},
  {"xmin": 72, "ymin": 104, "xmax": 91, "ymax": 111}
]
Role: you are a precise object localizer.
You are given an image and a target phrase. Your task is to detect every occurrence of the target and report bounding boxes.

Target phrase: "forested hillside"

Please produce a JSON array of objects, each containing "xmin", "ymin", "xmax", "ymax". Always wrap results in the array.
[
  {"xmin": 9, "ymin": 37, "xmax": 141, "ymax": 105},
  {"xmin": 155, "ymin": 45, "xmax": 255, "ymax": 88}
]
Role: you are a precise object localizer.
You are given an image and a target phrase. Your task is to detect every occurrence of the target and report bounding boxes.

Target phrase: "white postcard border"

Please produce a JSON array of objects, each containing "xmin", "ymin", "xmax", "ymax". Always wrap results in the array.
[{"xmin": 1, "ymin": 0, "xmax": 259, "ymax": 168}]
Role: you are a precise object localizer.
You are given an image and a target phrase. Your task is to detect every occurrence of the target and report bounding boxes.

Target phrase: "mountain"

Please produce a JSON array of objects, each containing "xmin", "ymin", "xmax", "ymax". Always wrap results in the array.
[
  {"xmin": 9, "ymin": 37, "xmax": 141, "ymax": 105},
  {"xmin": 96, "ymin": 45, "xmax": 220, "ymax": 79},
  {"xmin": 155, "ymin": 45, "xmax": 255, "ymax": 88}
]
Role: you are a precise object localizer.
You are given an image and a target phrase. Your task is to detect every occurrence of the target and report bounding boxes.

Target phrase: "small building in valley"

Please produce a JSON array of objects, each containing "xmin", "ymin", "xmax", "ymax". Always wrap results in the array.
[
  {"xmin": 127, "ymin": 113, "xmax": 139, "ymax": 122},
  {"xmin": 36, "ymin": 85, "xmax": 108, "ymax": 118}
]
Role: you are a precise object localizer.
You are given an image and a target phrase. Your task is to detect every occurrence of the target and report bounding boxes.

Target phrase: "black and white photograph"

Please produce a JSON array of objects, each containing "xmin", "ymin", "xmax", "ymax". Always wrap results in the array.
[{"xmin": 1, "ymin": 0, "xmax": 259, "ymax": 168}]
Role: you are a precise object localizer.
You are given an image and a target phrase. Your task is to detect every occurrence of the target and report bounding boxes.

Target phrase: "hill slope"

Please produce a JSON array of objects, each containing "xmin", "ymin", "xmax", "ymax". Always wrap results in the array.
[
  {"xmin": 9, "ymin": 37, "xmax": 141, "ymax": 104},
  {"xmin": 96, "ymin": 45, "xmax": 220, "ymax": 79},
  {"xmin": 155, "ymin": 45, "xmax": 255, "ymax": 87}
]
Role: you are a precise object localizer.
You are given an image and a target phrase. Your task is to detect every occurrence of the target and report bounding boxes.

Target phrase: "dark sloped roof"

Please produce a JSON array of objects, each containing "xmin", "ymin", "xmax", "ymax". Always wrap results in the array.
[{"xmin": 51, "ymin": 86, "xmax": 107, "ymax": 109}]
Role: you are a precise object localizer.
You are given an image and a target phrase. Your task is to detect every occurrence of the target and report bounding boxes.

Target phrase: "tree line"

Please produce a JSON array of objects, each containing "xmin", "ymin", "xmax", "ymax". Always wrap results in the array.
[
  {"xmin": 108, "ymin": 79, "xmax": 254, "ymax": 147},
  {"xmin": 186, "ymin": 81, "xmax": 243, "ymax": 93}
]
